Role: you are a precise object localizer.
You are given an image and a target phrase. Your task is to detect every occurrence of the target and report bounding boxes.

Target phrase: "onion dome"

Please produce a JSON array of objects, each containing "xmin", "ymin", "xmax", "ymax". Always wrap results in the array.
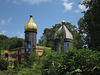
[
  {"xmin": 24, "ymin": 15, "xmax": 37, "ymax": 32},
  {"xmin": 54, "ymin": 20, "xmax": 73, "ymax": 40}
]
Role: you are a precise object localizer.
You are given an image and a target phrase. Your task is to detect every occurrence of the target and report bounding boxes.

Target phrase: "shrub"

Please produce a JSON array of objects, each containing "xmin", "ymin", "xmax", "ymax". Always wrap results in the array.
[
  {"xmin": 40, "ymin": 48, "xmax": 100, "ymax": 75},
  {"xmin": 0, "ymin": 58, "xmax": 8, "ymax": 70}
]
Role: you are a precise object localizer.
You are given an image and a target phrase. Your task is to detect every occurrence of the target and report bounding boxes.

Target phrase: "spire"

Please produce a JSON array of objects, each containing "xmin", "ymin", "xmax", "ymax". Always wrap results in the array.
[
  {"xmin": 54, "ymin": 21, "xmax": 73, "ymax": 40},
  {"xmin": 30, "ymin": 15, "xmax": 33, "ymax": 17}
]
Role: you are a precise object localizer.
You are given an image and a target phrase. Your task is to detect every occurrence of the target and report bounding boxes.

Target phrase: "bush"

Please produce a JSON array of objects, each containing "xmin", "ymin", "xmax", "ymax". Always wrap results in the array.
[
  {"xmin": 9, "ymin": 48, "xmax": 100, "ymax": 75},
  {"xmin": 0, "ymin": 58, "xmax": 8, "ymax": 70},
  {"xmin": 40, "ymin": 48, "xmax": 100, "ymax": 75},
  {"xmin": 23, "ymin": 52, "xmax": 37, "ymax": 68}
]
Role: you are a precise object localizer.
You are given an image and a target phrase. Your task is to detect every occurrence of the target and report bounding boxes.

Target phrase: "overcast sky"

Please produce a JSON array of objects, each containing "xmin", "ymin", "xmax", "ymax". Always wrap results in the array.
[{"xmin": 0, "ymin": 0, "xmax": 86, "ymax": 43}]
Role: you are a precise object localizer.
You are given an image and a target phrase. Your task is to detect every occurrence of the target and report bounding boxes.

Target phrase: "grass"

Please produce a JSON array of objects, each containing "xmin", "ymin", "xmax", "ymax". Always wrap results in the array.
[{"xmin": 0, "ymin": 70, "xmax": 6, "ymax": 75}]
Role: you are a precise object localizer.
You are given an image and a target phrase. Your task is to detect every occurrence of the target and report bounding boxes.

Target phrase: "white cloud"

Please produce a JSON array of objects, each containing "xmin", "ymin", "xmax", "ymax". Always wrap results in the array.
[
  {"xmin": 63, "ymin": 0, "xmax": 68, "ymax": 2},
  {"xmin": 63, "ymin": 2, "xmax": 74, "ymax": 11},
  {"xmin": 0, "ymin": 30, "xmax": 7, "ymax": 35},
  {"xmin": 74, "ymin": 10, "xmax": 80, "ymax": 13},
  {"xmin": 8, "ymin": 0, "xmax": 50, "ymax": 5},
  {"xmin": 7, "ymin": 0, "xmax": 19, "ymax": 4},
  {"xmin": 17, "ymin": 32, "xmax": 24, "ymax": 38},
  {"xmin": 8, "ymin": 17, "xmax": 12, "ymax": 23},
  {"xmin": 1, "ymin": 17, "xmax": 12, "ymax": 25},
  {"xmin": 7, "ymin": 0, "xmax": 50, "ymax": 5},
  {"xmin": 1, "ymin": 20, "xmax": 6, "ymax": 25},
  {"xmin": 78, "ymin": 4, "xmax": 86, "ymax": 10}
]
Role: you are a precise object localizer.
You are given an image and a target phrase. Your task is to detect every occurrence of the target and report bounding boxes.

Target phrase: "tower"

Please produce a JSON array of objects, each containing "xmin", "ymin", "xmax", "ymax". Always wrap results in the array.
[
  {"xmin": 54, "ymin": 20, "xmax": 73, "ymax": 52},
  {"xmin": 24, "ymin": 15, "xmax": 37, "ymax": 53}
]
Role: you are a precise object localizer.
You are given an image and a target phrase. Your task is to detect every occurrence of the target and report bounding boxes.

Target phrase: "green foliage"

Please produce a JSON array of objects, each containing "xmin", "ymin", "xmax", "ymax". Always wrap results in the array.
[
  {"xmin": 38, "ymin": 35, "xmax": 47, "ymax": 46},
  {"xmin": 40, "ymin": 48, "xmax": 100, "ymax": 75},
  {"xmin": 78, "ymin": 0, "xmax": 100, "ymax": 50},
  {"xmin": 0, "ymin": 35, "xmax": 25, "ymax": 50},
  {"xmin": 24, "ymin": 52, "xmax": 37, "ymax": 68},
  {"xmin": 9, "ymin": 37, "xmax": 25, "ymax": 49},
  {"xmin": 6, "ymin": 48, "xmax": 100, "ymax": 75},
  {"xmin": 14, "ymin": 60, "xmax": 19, "ymax": 68},
  {"xmin": 0, "ymin": 58, "xmax": 8, "ymax": 70}
]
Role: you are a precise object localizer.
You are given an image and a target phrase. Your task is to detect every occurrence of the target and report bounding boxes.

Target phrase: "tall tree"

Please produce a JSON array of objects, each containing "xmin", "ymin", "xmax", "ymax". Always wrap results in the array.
[{"xmin": 78, "ymin": 0, "xmax": 100, "ymax": 50}]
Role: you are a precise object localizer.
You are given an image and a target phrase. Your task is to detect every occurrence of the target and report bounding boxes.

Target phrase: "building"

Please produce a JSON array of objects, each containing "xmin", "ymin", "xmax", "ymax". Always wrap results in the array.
[
  {"xmin": 1, "ymin": 47, "xmax": 25, "ymax": 68},
  {"xmin": 24, "ymin": 15, "xmax": 37, "ymax": 53},
  {"xmin": 1, "ymin": 46, "xmax": 44, "ymax": 68},
  {"xmin": 54, "ymin": 20, "xmax": 73, "ymax": 52},
  {"xmin": 1, "ymin": 15, "xmax": 44, "ymax": 68}
]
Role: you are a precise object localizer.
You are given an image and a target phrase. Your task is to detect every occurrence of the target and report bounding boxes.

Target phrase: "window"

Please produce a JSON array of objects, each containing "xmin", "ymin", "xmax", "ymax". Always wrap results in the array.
[
  {"xmin": 19, "ymin": 50, "xmax": 21, "ymax": 55},
  {"xmin": 26, "ymin": 33, "xmax": 29, "ymax": 37},
  {"xmin": 66, "ymin": 42, "xmax": 69, "ymax": 48},
  {"xmin": 26, "ymin": 48, "xmax": 29, "ymax": 52},
  {"xmin": 25, "ymin": 42, "xmax": 27, "ymax": 46},
  {"xmin": 28, "ymin": 41, "xmax": 31, "ymax": 49},
  {"xmin": 5, "ymin": 53, "xmax": 8, "ymax": 58},
  {"xmin": 33, "ymin": 45, "xmax": 35, "ymax": 52},
  {"xmin": 12, "ymin": 54, "xmax": 17, "ymax": 58},
  {"xmin": 10, "ymin": 54, "xmax": 12, "ymax": 57}
]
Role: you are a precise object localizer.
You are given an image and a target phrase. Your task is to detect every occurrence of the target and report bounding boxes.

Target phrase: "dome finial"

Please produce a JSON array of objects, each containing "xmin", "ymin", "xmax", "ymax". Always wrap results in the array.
[
  {"xmin": 62, "ymin": 20, "xmax": 65, "ymax": 24},
  {"xmin": 30, "ymin": 15, "xmax": 33, "ymax": 17}
]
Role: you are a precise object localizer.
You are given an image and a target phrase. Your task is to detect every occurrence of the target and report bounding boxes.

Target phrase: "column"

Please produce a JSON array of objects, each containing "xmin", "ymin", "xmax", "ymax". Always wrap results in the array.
[{"xmin": 59, "ymin": 41, "xmax": 61, "ymax": 52}]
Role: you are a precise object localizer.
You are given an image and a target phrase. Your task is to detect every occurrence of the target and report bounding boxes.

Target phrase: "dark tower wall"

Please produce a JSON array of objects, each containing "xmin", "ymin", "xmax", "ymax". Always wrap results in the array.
[{"xmin": 25, "ymin": 31, "xmax": 37, "ymax": 53}]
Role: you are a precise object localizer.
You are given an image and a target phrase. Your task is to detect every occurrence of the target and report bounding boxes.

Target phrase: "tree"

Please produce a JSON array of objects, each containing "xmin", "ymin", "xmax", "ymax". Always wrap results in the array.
[
  {"xmin": 0, "ymin": 35, "xmax": 25, "ymax": 50},
  {"xmin": 38, "ymin": 35, "xmax": 47, "ymax": 46},
  {"xmin": 0, "ymin": 35, "xmax": 9, "ymax": 49},
  {"xmin": 39, "ymin": 22, "xmax": 83, "ymax": 49},
  {"xmin": 78, "ymin": 0, "xmax": 100, "ymax": 50}
]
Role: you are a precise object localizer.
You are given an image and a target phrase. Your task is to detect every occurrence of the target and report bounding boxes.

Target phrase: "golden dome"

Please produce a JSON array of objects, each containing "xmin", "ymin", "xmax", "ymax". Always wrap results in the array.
[
  {"xmin": 24, "ymin": 15, "xmax": 37, "ymax": 32},
  {"xmin": 62, "ymin": 20, "xmax": 65, "ymax": 24}
]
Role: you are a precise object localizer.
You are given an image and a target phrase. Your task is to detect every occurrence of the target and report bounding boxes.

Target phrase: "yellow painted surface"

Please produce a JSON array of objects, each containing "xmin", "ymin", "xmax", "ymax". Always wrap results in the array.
[
  {"xmin": 37, "ymin": 51, "xmax": 43, "ymax": 56},
  {"xmin": 1, "ymin": 46, "xmax": 45, "ymax": 68},
  {"xmin": 36, "ymin": 46, "xmax": 44, "ymax": 56},
  {"xmin": 1, "ymin": 47, "xmax": 25, "ymax": 68}
]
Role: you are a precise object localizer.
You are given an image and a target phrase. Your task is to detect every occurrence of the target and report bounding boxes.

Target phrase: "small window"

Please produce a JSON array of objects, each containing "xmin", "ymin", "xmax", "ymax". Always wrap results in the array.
[
  {"xmin": 5, "ymin": 53, "xmax": 8, "ymax": 58},
  {"xmin": 26, "ymin": 48, "xmax": 29, "ymax": 52},
  {"xmin": 25, "ymin": 42, "xmax": 27, "ymax": 46},
  {"xmin": 10, "ymin": 54, "xmax": 12, "ymax": 57},
  {"xmin": 26, "ymin": 33, "xmax": 29, "ymax": 37},
  {"xmin": 19, "ymin": 50, "xmax": 21, "ymax": 55},
  {"xmin": 12, "ymin": 54, "xmax": 17, "ymax": 58},
  {"xmin": 28, "ymin": 41, "xmax": 31, "ymax": 49}
]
